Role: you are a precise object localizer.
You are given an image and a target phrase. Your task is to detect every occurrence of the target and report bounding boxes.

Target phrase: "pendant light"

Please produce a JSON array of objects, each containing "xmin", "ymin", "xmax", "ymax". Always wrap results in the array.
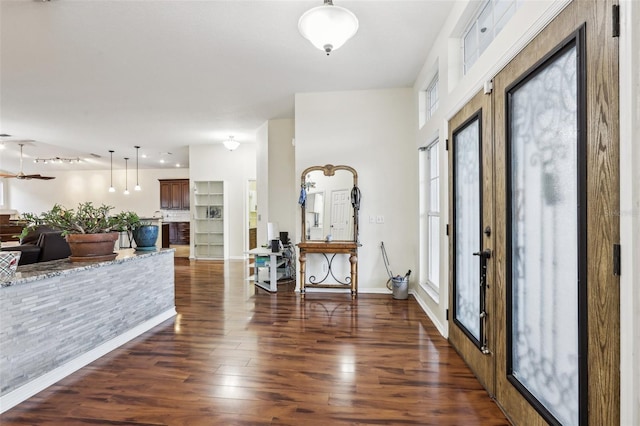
[
  {"xmin": 123, "ymin": 157, "xmax": 130, "ymax": 195},
  {"xmin": 108, "ymin": 150, "xmax": 116, "ymax": 192},
  {"xmin": 134, "ymin": 145, "xmax": 141, "ymax": 191},
  {"xmin": 298, "ymin": 0, "xmax": 359, "ymax": 55},
  {"xmin": 223, "ymin": 136, "xmax": 240, "ymax": 151}
]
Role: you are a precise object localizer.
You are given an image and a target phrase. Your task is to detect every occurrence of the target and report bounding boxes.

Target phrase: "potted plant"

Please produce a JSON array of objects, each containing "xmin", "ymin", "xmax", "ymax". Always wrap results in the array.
[
  {"xmin": 119, "ymin": 213, "xmax": 159, "ymax": 251},
  {"xmin": 20, "ymin": 202, "xmax": 139, "ymax": 262}
]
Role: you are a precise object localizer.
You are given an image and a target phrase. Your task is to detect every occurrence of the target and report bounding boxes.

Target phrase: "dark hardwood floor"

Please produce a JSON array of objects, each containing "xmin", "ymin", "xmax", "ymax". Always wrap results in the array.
[{"xmin": 1, "ymin": 258, "xmax": 509, "ymax": 425}]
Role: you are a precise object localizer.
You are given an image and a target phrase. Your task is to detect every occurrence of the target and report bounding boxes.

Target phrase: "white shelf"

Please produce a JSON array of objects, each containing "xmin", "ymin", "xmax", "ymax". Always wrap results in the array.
[
  {"xmin": 193, "ymin": 181, "xmax": 225, "ymax": 259},
  {"xmin": 247, "ymin": 247, "xmax": 293, "ymax": 293}
]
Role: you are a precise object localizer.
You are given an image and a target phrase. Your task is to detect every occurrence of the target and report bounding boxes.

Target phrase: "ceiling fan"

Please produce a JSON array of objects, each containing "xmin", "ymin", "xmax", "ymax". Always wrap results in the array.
[{"xmin": 0, "ymin": 143, "xmax": 55, "ymax": 180}]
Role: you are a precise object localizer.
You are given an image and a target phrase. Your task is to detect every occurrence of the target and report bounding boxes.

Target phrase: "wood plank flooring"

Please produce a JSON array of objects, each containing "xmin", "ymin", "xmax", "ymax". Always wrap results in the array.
[{"xmin": 1, "ymin": 258, "xmax": 509, "ymax": 425}]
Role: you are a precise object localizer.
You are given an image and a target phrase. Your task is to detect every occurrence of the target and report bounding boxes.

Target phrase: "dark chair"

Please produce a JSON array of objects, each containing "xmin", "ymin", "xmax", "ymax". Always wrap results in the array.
[
  {"xmin": 37, "ymin": 232, "xmax": 72, "ymax": 262},
  {"xmin": 2, "ymin": 244, "xmax": 41, "ymax": 265},
  {"xmin": 1, "ymin": 227, "xmax": 71, "ymax": 265}
]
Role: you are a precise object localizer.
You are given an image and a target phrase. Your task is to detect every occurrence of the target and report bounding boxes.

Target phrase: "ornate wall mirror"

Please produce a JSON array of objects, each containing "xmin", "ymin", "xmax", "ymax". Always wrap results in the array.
[{"xmin": 299, "ymin": 164, "xmax": 359, "ymax": 243}]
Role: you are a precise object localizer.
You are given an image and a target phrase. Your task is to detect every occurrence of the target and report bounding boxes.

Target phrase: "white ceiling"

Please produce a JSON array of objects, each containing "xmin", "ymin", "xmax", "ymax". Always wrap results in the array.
[{"xmin": 0, "ymin": 0, "xmax": 456, "ymax": 175}]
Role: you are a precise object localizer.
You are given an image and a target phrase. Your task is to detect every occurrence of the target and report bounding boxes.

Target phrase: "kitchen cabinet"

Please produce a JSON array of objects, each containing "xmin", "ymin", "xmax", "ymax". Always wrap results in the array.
[
  {"xmin": 159, "ymin": 179, "xmax": 190, "ymax": 210},
  {"xmin": 167, "ymin": 221, "xmax": 190, "ymax": 245},
  {"xmin": 161, "ymin": 223, "xmax": 170, "ymax": 248}
]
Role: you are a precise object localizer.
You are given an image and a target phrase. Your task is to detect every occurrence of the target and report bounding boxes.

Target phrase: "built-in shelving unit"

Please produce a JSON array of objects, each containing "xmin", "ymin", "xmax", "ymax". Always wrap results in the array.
[{"xmin": 193, "ymin": 181, "xmax": 225, "ymax": 259}]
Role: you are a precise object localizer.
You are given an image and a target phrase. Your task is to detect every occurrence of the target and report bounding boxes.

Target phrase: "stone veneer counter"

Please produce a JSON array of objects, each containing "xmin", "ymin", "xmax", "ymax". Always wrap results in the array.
[{"xmin": 0, "ymin": 248, "xmax": 176, "ymax": 412}]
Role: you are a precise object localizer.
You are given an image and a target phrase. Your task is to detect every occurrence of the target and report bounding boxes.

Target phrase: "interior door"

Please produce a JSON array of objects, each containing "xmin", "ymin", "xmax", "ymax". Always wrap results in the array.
[
  {"xmin": 330, "ymin": 189, "xmax": 352, "ymax": 240},
  {"xmin": 449, "ymin": 0, "xmax": 619, "ymax": 424},
  {"xmin": 448, "ymin": 88, "xmax": 495, "ymax": 394}
]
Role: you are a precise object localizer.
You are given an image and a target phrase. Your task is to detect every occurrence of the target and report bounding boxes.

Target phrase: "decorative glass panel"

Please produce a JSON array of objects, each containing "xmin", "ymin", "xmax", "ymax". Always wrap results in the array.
[
  {"xmin": 509, "ymin": 44, "xmax": 579, "ymax": 425},
  {"xmin": 454, "ymin": 117, "xmax": 481, "ymax": 341}
]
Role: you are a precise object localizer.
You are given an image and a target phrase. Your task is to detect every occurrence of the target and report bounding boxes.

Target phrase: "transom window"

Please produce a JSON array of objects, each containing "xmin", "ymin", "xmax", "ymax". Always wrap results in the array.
[
  {"xmin": 464, "ymin": 0, "xmax": 522, "ymax": 74},
  {"xmin": 426, "ymin": 74, "xmax": 439, "ymax": 120}
]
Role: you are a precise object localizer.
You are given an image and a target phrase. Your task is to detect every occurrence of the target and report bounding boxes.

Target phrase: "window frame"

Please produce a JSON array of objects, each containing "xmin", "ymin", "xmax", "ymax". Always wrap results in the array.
[
  {"xmin": 420, "ymin": 138, "xmax": 441, "ymax": 300},
  {"xmin": 463, "ymin": 0, "xmax": 521, "ymax": 74},
  {"xmin": 426, "ymin": 74, "xmax": 439, "ymax": 121}
]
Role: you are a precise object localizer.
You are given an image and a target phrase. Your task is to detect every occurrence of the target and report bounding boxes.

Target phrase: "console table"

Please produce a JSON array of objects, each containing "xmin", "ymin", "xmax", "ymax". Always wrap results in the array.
[{"xmin": 297, "ymin": 241, "xmax": 358, "ymax": 298}]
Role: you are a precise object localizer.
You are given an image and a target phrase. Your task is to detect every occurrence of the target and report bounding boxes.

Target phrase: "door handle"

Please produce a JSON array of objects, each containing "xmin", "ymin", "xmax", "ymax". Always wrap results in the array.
[
  {"xmin": 473, "ymin": 249, "xmax": 492, "ymax": 259},
  {"xmin": 474, "ymin": 248, "xmax": 491, "ymax": 356}
]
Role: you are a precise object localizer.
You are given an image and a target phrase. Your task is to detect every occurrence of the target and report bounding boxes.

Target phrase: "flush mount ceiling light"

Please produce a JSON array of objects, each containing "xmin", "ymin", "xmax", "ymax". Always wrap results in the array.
[
  {"xmin": 223, "ymin": 136, "xmax": 240, "ymax": 151},
  {"xmin": 108, "ymin": 150, "xmax": 116, "ymax": 193},
  {"xmin": 298, "ymin": 0, "xmax": 359, "ymax": 55},
  {"xmin": 134, "ymin": 146, "xmax": 141, "ymax": 191}
]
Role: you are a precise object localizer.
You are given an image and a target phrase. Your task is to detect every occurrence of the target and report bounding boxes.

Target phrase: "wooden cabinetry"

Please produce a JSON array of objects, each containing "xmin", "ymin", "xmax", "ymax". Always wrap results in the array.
[
  {"xmin": 167, "ymin": 222, "xmax": 190, "ymax": 245},
  {"xmin": 0, "ymin": 222, "xmax": 25, "ymax": 242},
  {"xmin": 159, "ymin": 179, "xmax": 190, "ymax": 210},
  {"xmin": 193, "ymin": 181, "xmax": 225, "ymax": 259},
  {"xmin": 161, "ymin": 223, "xmax": 170, "ymax": 248},
  {"xmin": 249, "ymin": 228, "xmax": 257, "ymax": 249}
]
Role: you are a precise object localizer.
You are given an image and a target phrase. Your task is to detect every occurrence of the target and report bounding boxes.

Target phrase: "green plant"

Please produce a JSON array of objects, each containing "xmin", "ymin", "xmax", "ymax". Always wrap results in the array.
[
  {"xmin": 20, "ymin": 202, "xmax": 140, "ymax": 237},
  {"xmin": 112, "ymin": 210, "xmax": 142, "ymax": 231}
]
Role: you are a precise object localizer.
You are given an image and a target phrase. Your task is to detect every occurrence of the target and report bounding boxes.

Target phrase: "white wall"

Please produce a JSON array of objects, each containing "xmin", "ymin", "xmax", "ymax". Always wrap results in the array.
[
  {"xmin": 295, "ymin": 88, "xmax": 417, "ymax": 293},
  {"xmin": 5, "ymin": 167, "xmax": 188, "ymax": 216},
  {"xmin": 619, "ymin": 0, "xmax": 640, "ymax": 423},
  {"xmin": 267, "ymin": 119, "xmax": 296, "ymax": 243},
  {"xmin": 255, "ymin": 119, "xmax": 296, "ymax": 248},
  {"xmin": 255, "ymin": 122, "xmax": 269, "ymax": 246},
  {"xmin": 188, "ymin": 143, "xmax": 256, "ymax": 259}
]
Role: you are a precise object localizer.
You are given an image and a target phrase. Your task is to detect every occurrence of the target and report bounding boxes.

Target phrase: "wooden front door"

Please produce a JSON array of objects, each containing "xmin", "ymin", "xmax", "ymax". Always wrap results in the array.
[
  {"xmin": 448, "ymin": 88, "xmax": 495, "ymax": 395},
  {"xmin": 449, "ymin": 1, "xmax": 619, "ymax": 424}
]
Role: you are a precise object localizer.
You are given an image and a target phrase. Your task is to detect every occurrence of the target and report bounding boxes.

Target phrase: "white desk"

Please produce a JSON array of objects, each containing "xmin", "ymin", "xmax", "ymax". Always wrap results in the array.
[{"xmin": 247, "ymin": 247, "xmax": 284, "ymax": 292}]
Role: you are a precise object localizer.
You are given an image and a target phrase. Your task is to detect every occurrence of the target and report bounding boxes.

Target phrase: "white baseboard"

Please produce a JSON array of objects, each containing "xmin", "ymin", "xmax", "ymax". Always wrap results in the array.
[
  {"xmin": 410, "ymin": 290, "xmax": 447, "ymax": 337},
  {"xmin": 0, "ymin": 308, "xmax": 177, "ymax": 414}
]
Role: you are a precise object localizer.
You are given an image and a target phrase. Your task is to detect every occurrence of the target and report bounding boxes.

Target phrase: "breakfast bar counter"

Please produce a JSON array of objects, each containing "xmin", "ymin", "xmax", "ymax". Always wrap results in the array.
[{"xmin": 0, "ymin": 248, "xmax": 176, "ymax": 412}]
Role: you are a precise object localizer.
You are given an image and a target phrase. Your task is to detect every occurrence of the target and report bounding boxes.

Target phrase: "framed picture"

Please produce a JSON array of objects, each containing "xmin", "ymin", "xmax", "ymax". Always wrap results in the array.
[{"xmin": 207, "ymin": 206, "xmax": 222, "ymax": 219}]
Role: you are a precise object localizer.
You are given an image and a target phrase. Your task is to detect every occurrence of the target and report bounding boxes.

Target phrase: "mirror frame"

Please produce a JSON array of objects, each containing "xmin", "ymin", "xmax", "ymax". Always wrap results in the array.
[{"xmin": 300, "ymin": 164, "xmax": 359, "ymax": 243}]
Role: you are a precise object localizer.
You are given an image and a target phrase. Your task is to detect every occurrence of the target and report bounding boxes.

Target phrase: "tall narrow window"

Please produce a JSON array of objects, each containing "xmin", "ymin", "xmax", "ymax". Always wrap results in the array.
[
  {"xmin": 419, "ymin": 72, "xmax": 440, "ymax": 128},
  {"xmin": 426, "ymin": 74, "xmax": 439, "ymax": 120},
  {"xmin": 463, "ymin": 0, "xmax": 522, "ymax": 74},
  {"xmin": 421, "ymin": 139, "xmax": 440, "ymax": 299}
]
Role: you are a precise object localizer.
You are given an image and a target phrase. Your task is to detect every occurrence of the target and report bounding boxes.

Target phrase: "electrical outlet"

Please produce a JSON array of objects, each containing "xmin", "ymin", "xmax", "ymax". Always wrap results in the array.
[
  {"xmin": 376, "ymin": 215, "xmax": 384, "ymax": 224},
  {"xmin": 369, "ymin": 215, "xmax": 375, "ymax": 224}
]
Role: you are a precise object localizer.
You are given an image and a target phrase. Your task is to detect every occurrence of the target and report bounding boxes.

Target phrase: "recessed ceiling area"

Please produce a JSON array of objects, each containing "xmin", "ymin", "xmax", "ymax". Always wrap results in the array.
[{"xmin": 0, "ymin": 0, "xmax": 456, "ymax": 173}]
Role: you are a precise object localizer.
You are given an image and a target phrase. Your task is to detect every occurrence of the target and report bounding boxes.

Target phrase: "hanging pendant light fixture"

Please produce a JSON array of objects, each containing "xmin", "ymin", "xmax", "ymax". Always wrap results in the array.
[
  {"xmin": 123, "ymin": 157, "xmax": 130, "ymax": 195},
  {"xmin": 223, "ymin": 136, "xmax": 240, "ymax": 151},
  {"xmin": 108, "ymin": 150, "xmax": 116, "ymax": 193},
  {"xmin": 134, "ymin": 145, "xmax": 141, "ymax": 191},
  {"xmin": 298, "ymin": 0, "xmax": 359, "ymax": 55}
]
